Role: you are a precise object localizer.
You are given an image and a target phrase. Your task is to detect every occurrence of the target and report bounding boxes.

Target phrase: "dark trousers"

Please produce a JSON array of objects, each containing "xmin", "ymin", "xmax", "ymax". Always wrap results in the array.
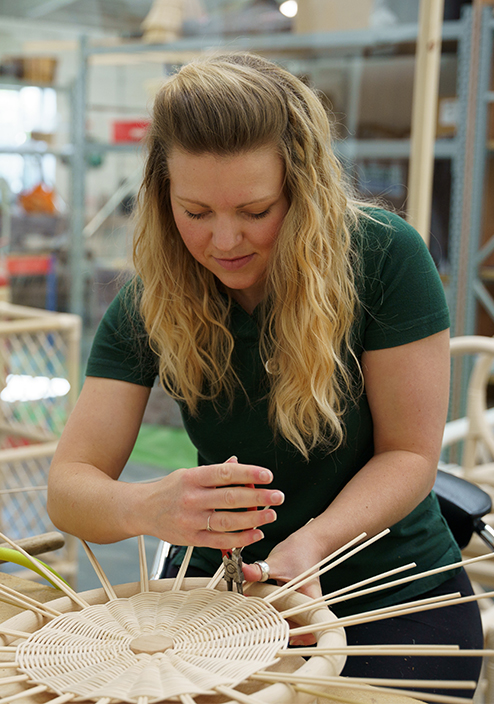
[{"xmin": 340, "ymin": 568, "xmax": 483, "ymax": 699}]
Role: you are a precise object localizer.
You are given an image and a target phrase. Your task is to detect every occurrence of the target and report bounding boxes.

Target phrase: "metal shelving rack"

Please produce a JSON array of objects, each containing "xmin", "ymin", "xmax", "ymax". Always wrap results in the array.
[
  {"xmin": 69, "ymin": 7, "xmax": 491, "ymax": 347},
  {"xmin": 449, "ymin": 4, "xmax": 494, "ymax": 338},
  {"xmin": 0, "ymin": 77, "xmax": 73, "ymax": 159},
  {"xmin": 446, "ymin": 3, "xmax": 494, "ymax": 420},
  {"xmin": 0, "ymin": 77, "xmax": 74, "ymax": 314}
]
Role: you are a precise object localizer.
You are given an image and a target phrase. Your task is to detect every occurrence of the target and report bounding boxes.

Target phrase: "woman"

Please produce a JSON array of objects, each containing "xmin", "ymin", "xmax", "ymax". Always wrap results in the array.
[{"xmin": 47, "ymin": 53, "xmax": 483, "ymax": 695}]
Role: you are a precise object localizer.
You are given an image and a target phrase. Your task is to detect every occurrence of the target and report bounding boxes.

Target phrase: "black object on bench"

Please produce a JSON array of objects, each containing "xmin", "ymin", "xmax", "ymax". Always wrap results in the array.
[{"xmin": 434, "ymin": 468, "xmax": 494, "ymax": 551}]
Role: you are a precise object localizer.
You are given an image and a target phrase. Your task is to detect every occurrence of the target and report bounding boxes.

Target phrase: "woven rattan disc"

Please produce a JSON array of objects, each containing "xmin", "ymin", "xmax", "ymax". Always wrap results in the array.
[{"xmin": 16, "ymin": 588, "xmax": 289, "ymax": 703}]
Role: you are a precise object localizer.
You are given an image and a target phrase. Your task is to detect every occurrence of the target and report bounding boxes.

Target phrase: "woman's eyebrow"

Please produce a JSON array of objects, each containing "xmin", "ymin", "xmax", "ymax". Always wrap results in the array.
[
  {"xmin": 175, "ymin": 195, "xmax": 278, "ymax": 208},
  {"xmin": 175, "ymin": 197, "xmax": 210, "ymax": 208}
]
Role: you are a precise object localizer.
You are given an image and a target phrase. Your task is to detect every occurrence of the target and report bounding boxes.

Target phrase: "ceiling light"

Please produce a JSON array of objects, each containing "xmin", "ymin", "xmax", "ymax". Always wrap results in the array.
[{"xmin": 279, "ymin": 0, "xmax": 297, "ymax": 18}]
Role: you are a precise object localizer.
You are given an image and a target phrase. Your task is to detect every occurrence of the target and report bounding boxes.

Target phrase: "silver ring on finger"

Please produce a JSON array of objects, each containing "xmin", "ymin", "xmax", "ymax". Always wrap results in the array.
[
  {"xmin": 206, "ymin": 513, "xmax": 214, "ymax": 532},
  {"xmin": 254, "ymin": 559, "xmax": 270, "ymax": 582}
]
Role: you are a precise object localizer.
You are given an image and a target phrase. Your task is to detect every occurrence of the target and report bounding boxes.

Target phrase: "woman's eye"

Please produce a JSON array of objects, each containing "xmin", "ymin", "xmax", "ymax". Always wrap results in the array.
[
  {"xmin": 248, "ymin": 209, "xmax": 271, "ymax": 220},
  {"xmin": 184, "ymin": 208, "xmax": 271, "ymax": 221},
  {"xmin": 185, "ymin": 210, "xmax": 206, "ymax": 220}
]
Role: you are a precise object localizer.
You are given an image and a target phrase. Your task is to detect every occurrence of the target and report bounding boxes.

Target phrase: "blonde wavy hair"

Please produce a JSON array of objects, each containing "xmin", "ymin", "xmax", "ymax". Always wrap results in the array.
[{"xmin": 133, "ymin": 52, "xmax": 364, "ymax": 458}]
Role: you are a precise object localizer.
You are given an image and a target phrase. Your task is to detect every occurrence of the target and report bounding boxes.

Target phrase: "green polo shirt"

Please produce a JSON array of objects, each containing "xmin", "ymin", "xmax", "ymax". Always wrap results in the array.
[{"xmin": 87, "ymin": 208, "xmax": 459, "ymax": 616}]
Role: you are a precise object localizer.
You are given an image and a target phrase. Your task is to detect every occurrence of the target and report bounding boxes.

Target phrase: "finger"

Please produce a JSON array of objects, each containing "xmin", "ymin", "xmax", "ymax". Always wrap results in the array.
[
  {"xmin": 242, "ymin": 561, "xmax": 267, "ymax": 582},
  {"xmin": 195, "ymin": 463, "xmax": 274, "ymax": 488},
  {"xmin": 210, "ymin": 486, "xmax": 284, "ymax": 511},
  {"xmin": 289, "ymin": 632, "xmax": 317, "ymax": 647},
  {"xmin": 297, "ymin": 579, "xmax": 322, "ymax": 600},
  {"xmin": 201, "ymin": 528, "xmax": 265, "ymax": 550},
  {"xmin": 207, "ymin": 508, "xmax": 277, "ymax": 534}
]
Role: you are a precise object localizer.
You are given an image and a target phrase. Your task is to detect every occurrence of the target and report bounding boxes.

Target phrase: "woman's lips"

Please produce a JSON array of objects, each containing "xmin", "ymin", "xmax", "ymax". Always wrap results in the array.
[{"xmin": 213, "ymin": 254, "xmax": 255, "ymax": 271}]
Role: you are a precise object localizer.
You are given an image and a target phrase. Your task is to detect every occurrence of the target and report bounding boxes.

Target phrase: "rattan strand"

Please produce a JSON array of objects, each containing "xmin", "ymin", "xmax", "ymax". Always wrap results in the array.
[{"xmin": 16, "ymin": 589, "xmax": 289, "ymax": 703}]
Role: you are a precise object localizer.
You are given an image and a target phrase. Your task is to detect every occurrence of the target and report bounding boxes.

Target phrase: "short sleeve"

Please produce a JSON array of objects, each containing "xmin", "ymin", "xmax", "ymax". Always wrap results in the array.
[
  {"xmin": 86, "ymin": 281, "xmax": 159, "ymax": 387},
  {"xmin": 356, "ymin": 209, "xmax": 450, "ymax": 351}
]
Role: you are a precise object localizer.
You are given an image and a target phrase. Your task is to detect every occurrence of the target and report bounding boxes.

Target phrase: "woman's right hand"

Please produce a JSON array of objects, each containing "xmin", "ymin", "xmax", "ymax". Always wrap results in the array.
[
  {"xmin": 139, "ymin": 458, "xmax": 283, "ymax": 549},
  {"xmin": 48, "ymin": 377, "xmax": 283, "ymax": 547}
]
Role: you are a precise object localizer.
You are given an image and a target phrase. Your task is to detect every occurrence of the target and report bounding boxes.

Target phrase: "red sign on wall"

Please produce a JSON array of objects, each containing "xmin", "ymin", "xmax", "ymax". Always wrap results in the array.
[{"xmin": 112, "ymin": 120, "xmax": 150, "ymax": 143}]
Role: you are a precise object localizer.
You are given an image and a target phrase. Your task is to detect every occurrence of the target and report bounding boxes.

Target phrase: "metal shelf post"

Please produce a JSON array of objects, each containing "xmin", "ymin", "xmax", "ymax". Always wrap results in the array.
[
  {"xmin": 447, "ymin": 4, "xmax": 493, "ymax": 423},
  {"xmin": 69, "ymin": 36, "xmax": 88, "ymax": 320},
  {"xmin": 449, "ymin": 5, "xmax": 494, "ymax": 338}
]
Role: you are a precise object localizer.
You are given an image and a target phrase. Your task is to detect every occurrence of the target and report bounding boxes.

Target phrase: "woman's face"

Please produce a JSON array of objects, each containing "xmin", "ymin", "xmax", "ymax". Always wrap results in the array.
[{"xmin": 168, "ymin": 146, "xmax": 289, "ymax": 313}]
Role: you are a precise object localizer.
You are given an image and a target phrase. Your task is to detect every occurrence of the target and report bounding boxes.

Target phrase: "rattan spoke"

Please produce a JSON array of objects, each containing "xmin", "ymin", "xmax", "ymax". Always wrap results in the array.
[
  {"xmin": 0, "ymin": 585, "xmax": 59, "ymax": 619},
  {"xmin": 172, "ymin": 546, "xmax": 194, "ymax": 592},
  {"xmin": 81, "ymin": 541, "xmax": 117, "ymax": 601},
  {"xmin": 262, "ymin": 531, "xmax": 368, "ymax": 602},
  {"xmin": 0, "ymin": 626, "xmax": 31, "ymax": 640},
  {"xmin": 0, "ymin": 533, "xmax": 88, "ymax": 608},
  {"xmin": 205, "ymin": 563, "xmax": 225, "ymax": 590},
  {"xmin": 280, "ymin": 561, "xmax": 416, "ymax": 618},
  {"xmin": 264, "ymin": 530, "xmax": 390, "ymax": 603},
  {"xmin": 138, "ymin": 536, "xmax": 149, "ymax": 594},
  {"xmin": 0, "ymin": 684, "xmax": 48, "ymax": 703},
  {"xmin": 0, "ymin": 673, "xmax": 28, "ymax": 685},
  {"xmin": 179, "ymin": 694, "xmax": 196, "ymax": 704},
  {"xmin": 0, "ymin": 581, "xmax": 61, "ymax": 617},
  {"xmin": 47, "ymin": 695, "xmax": 74, "ymax": 704},
  {"xmin": 293, "ymin": 682, "xmax": 472, "ymax": 704}
]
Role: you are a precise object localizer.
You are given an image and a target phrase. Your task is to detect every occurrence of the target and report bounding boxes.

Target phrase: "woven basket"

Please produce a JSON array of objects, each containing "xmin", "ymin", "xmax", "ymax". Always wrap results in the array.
[{"xmin": 0, "ymin": 577, "xmax": 346, "ymax": 704}]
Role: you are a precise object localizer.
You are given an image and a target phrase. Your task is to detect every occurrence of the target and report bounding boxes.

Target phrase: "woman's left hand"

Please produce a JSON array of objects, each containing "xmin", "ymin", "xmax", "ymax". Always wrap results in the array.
[{"xmin": 242, "ymin": 530, "xmax": 324, "ymax": 645}]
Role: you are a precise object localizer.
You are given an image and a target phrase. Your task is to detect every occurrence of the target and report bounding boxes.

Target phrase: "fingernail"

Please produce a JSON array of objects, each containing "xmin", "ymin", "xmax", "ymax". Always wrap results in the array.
[
  {"xmin": 270, "ymin": 491, "xmax": 285, "ymax": 504},
  {"xmin": 254, "ymin": 530, "xmax": 264, "ymax": 541},
  {"xmin": 226, "ymin": 455, "xmax": 238, "ymax": 462},
  {"xmin": 259, "ymin": 469, "xmax": 271, "ymax": 482}
]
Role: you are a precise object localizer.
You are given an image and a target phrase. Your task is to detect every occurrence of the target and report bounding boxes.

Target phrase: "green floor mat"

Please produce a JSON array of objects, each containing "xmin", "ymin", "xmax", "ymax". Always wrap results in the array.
[{"xmin": 130, "ymin": 424, "xmax": 197, "ymax": 470}]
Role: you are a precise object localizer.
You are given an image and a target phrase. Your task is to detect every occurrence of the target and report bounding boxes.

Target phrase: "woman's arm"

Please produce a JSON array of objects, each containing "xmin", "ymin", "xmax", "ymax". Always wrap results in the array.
[
  {"xmin": 47, "ymin": 376, "xmax": 283, "ymax": 545},
  {"xmin": 47, "ymin": 376, "xmax": 152, "ymax": 542},
  {"xmin": 243, "ymin": 329, "xmax": 450, "ymax": 595}
]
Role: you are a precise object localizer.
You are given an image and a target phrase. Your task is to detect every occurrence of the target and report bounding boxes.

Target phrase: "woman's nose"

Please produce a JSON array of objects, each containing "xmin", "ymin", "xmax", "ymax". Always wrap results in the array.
[{"xmin": 211, "ymin": 218, "xmax": 242, "ymax": 252}]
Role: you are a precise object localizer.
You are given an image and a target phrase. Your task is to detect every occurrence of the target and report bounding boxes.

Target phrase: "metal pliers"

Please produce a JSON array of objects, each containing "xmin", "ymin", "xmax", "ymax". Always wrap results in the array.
[
  {"xmin": 222, "ymin": 547, "xmax": 245, "ymax": 594},
  {"xmin": 221, "ymin": 482, "xmax": 256, "ymax": 595}
]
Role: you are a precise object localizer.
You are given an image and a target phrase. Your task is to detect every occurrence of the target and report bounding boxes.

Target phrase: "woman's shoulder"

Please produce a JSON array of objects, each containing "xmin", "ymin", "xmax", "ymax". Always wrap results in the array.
[
  {"xmin": 99, "ymin": 277, "xmax": 145, "ymax": 331},
  {"xmin": 105, "ymin": 278, "xmax": 155, "ymax": 356},
  {"xmin": 350, "ymin": 204, "xmax": 449, "ymax": 350},
  {"xmin": 352, "ymin": 205, "xmax": 432, "ymax": 269},
  {"xmin": 355, "ymin": 205, "xmax": 420, "ymax": 242},
  {"xmin": 86, "ymin": 276, "xmax": 158, "ymax": 386}
]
